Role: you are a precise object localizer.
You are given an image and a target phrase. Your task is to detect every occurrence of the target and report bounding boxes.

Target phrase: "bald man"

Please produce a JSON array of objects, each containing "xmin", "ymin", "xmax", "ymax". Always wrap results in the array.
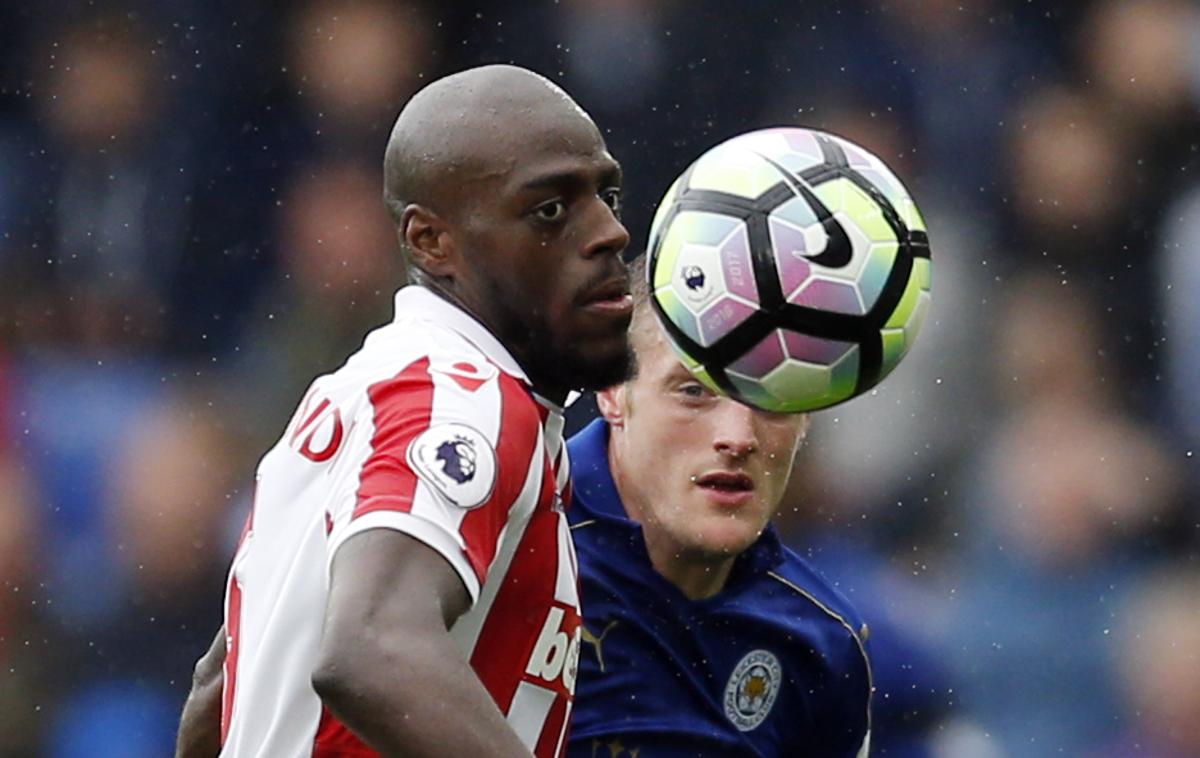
[{"xmin": 176, "ymin": 65, "xmax": 632, "ymax": 758}]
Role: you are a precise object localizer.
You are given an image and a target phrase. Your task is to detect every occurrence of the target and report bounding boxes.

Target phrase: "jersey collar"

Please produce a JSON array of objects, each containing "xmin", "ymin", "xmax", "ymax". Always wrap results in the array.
[
  {"xmin": 567, "ymin": 418, "xmax": 628, "ymax": 522},
  {"xmin": 393, "ymin": 285, "xmax": 530, "ymax": 385},
  {"xmin": 568, "ymin": 418, "xmax": 787, "ymax": 578}
]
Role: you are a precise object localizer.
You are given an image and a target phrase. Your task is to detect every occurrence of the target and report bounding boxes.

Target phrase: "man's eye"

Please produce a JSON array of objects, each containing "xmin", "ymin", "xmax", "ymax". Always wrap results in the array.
[
  {"xmin": 601, "ymin": 188, "xmax": 622, "ymax": 215},
  {"xmin": 680, "ymin": 382, "xmax": 709, "ymax": 399},
  {"xmin": 534, "ymin": 201, "xmax": 567, "ymax": 221}
]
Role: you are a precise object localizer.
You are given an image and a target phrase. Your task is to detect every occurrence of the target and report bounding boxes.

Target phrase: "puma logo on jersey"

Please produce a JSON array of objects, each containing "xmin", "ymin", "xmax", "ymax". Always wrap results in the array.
[
  {"xmin": 589, "ymin": 738, "xmax": 642, "ymax": 758},
  {"xmin": 526, "ymin": 605, "xmax": 581, "ymax": 692},
  {"xmin": 581, "ymin": 619, "xmax": 619, "ymax": 674}
]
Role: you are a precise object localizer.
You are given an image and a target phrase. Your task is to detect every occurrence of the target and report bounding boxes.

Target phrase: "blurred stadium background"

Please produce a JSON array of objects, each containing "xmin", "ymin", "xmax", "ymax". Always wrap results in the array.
[{"xmin": 0, "ymin": 1, "xmax": 1198, "ymax": 756}]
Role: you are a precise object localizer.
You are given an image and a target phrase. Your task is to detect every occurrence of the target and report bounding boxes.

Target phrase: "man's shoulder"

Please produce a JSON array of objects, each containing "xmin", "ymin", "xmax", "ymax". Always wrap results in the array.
[
  {"xmin": 326, "ymin": 317, "xmax": 510, "ymax": 400},
  {"xmin": 350, "ymin": 314, "xmax": 477, "ymax": 374},
  {"xmin": 288, "ymin": 318, "xmax": 542, "ymax": 464},
  {"xmin": 760, "ymin": 545, "xmax": 869, "ymax": 643}
]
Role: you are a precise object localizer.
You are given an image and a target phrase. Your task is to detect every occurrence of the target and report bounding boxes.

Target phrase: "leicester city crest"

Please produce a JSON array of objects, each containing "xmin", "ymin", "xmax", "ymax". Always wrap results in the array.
[{"xmin": 723, "ymin": 649, "xmax": 782, "ymax": 732}]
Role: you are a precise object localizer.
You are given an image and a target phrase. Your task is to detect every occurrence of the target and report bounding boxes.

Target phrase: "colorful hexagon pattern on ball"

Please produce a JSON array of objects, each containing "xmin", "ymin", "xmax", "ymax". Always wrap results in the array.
[{"xmin": 647, "ymin": 126, "xmax": 931, "ymax": 413}]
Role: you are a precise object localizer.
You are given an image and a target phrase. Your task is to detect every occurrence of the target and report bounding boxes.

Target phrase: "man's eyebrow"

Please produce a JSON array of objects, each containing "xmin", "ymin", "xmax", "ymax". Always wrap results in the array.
[
  {"xmin": 519, "ymin": 171, "xmax": 584, "ymax": 193},
  {"xmin": 602, "ymin": 161, "xmax": 623, "ymax": 188},
  {"xmin": 519, "ymin": 161, "xmax": 624, "ymax": 193}
]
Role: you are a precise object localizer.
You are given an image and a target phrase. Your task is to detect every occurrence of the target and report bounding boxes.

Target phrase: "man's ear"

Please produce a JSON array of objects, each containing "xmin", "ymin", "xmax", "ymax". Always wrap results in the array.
[
  {"xmin": 401, "ymin": 204, "xmax": 456, "ymax": 278},
  {"xmin": 596, "ymin": 385, "xmax": 627, "ymax": 427},
  {"xmin": 797, "ymin": 413, "xmax": 812, "ymax": 442}
]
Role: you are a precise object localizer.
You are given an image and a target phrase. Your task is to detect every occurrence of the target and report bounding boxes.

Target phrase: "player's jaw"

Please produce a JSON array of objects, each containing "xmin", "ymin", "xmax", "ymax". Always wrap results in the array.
[
  {"xmin": 546, "ymin": 268, "xmax": 634, "ymax": 391},
  {"xmin": 472, "ymin": 257, "xmax": 633, "ymax": 396},
  {"xmin": 542, "ymin": 329, "xmax": 633, "ymax": 394},
  {"xmin": 669, "ymin": 508, "xmax": 767, "ymax": 562}
]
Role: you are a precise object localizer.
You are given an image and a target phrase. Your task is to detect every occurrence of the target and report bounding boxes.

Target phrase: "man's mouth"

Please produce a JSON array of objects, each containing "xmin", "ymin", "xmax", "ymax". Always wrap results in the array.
[
  {"xmin": 695, "ymin": 471, "xmax": 755, "ymax": 492},
  {"xmin": 579, "ymin": 278, "xmax": 633, "ymax": 315}
]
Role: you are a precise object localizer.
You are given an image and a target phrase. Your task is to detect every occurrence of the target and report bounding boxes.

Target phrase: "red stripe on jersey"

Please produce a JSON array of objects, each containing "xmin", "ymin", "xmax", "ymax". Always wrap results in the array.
[
  {"xmin": 457, "ymin": 373, "xmax": 542, "ymax": 584},
  {"xmin": 353, "ymin": 358, "xmax": 433, "ymax": 519},
  {"xmin": 291, "ymin": 396, "xmax": 329, "ymax": 446},
  {"xmin": 469, "ymin": 455, "xmax": 560, "ymax": 714},
  {"xmin": 312, "ymin": 707, "xmax": 379, "ymax": 757},
  {"xmin": 535, "ymin": 697, "xmax": 571, "ymax": 757},
  {"xmin": 221, "ymin": 570, "xmax": 242, "ymax": 744},
  {"xmin": 221, "ymin": 504, "xmax": 256, "ymax": 744}
]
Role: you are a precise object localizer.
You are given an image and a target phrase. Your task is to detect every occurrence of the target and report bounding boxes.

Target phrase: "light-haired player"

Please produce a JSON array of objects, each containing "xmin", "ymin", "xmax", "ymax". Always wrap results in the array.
[
  {"xmin": 566, "ymin": 271, "xmax": 872, "ymax": 756},
  {"xmin": 175, "ymin": 64, "xmax": 633, "ymax": 757}
]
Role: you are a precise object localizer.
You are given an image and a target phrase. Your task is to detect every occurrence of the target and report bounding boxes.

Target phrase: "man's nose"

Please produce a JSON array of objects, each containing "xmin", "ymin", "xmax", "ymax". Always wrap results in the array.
[
  {"xmin": 712, "ymin": 400, "xmax": 759, "ymax": 460},
  {"xmin": 581, "ymin": 197, "xmax": 630, "ymax": 259}
]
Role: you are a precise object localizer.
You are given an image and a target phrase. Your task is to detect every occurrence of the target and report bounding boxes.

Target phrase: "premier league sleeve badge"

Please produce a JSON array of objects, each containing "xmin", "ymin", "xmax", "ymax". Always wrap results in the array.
[{"xmin": 406, "ymin": 422, "xmax": 498, "ymax": 509}]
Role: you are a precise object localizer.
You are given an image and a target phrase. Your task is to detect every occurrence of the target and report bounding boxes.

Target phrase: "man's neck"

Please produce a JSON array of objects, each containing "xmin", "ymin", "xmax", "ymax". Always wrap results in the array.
[
  {"xmin": 418, "ymin": 280, "xmax": 570, "ymax": 404},
  {"xmin": 643, "ymin": 539, "xmax": 735, "ymax": 601}
]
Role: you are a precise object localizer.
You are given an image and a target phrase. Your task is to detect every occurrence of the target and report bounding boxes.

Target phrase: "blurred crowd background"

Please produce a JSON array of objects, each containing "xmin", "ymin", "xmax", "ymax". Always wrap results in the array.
[{"xmin": 0, "ymin": 0, "xmax": 1198, "ymax": 756}]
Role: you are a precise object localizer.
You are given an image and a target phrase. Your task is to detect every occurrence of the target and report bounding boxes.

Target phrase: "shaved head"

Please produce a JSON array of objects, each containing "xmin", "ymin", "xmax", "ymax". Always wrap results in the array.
[
  {"xmin": 378, "ymin": 64, "xmax": 632, "ymax": 401},
  {"xmin": 383, "ymin": 64, "xmax": 600, "ymax": 224}
]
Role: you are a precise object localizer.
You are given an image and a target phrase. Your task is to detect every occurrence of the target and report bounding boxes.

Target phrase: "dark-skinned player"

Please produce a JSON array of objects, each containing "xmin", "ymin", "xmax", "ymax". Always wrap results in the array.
[{"xmin": 175, "ymin": 64, "xmax": 633, "ymax": 758}]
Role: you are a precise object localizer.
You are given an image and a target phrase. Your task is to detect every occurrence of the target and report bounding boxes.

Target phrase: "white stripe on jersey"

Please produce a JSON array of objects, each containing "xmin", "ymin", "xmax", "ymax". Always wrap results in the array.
[
  {"xmin": 450, "ymin": 423, "xmax": 546, "ymax": 655},
  {"xmin": 540, "ymin": 403, "xmax": 565, "ymax": 465},
  {"xmin": 508, "ymin": 680, "xmax": 559, "ymax": 748},
  {"xmin": 555, "ymin": 442, "xmax": 571, "ymax": 497},
  {"xmin": 553, "ymin": 701, "xmax": 574, "ymax": 757},
  {"xmin": 553, "ymin": 505, "xmax": 578, "ymax": 608}
]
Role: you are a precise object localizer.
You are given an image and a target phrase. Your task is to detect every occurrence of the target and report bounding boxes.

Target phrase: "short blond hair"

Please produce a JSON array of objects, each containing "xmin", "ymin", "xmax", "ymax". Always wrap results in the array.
[{"xmin": 625, "ymin": 259, "xmax": 665, "ymax": 380}]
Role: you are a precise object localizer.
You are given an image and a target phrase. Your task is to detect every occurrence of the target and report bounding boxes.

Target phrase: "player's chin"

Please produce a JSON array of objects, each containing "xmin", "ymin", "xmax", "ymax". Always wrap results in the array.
[
  {"xmin": 689, "ymin": 517, "xmax": 763, "ymax": 556},
  {"xmin": 571, "ymin": 298, "xmax": 633, "ymax": 345},
  {"xmin": 563, "ymin": 331, "xmax": 634, "ymax": 391},
  {"xmin": 576, "ymin": 306, "xmax": 632, "ymax": 343}
]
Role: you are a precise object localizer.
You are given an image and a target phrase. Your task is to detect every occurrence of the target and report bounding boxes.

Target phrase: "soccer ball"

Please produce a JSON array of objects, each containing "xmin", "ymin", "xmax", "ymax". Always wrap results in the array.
[{"xmin": 646, "ymin": 127, "xmax": 931, "ymax": 413}]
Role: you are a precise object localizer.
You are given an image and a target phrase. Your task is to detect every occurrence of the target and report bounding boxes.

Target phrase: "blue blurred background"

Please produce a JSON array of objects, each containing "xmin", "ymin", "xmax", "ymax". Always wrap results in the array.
[{"xmin": 1, "ymin": 1, "xmax": 1198, "ymax": 756}]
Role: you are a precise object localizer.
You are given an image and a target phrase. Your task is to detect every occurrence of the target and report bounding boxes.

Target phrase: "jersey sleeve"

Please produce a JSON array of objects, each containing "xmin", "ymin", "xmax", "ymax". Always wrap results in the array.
[{"xmin": 325, "ymin": 355, "xmax": 543, "ymax": 603}]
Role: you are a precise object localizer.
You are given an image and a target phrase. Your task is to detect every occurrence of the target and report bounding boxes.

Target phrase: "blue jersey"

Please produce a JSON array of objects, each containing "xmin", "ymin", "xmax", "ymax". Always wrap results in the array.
[{"xmin": 566, "ymin": 419, "xmax": 872, "ymax": 758}]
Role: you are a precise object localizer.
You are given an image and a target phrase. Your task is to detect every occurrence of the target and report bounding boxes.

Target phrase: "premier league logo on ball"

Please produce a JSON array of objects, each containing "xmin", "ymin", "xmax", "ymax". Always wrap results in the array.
[{"xmin": 682, "ymin": 264, "xmax": 707, "ymax": 293}]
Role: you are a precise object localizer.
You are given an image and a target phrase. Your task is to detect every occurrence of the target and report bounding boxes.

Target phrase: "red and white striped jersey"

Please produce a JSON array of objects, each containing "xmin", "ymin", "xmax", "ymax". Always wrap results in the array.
[{"xmin": 220, "ymin": 286, "xmax": 581, "ymax": 757}]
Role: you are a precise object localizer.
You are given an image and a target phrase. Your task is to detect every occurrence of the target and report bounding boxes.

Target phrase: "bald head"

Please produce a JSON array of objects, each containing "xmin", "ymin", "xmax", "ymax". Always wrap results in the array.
[
  {"xmin": 383, "ymin": 64, "xmax": 600, "ymax": 224},
  {"xmin": 376, "ymin": 65, "xmax": 631, "ymax": 400}
]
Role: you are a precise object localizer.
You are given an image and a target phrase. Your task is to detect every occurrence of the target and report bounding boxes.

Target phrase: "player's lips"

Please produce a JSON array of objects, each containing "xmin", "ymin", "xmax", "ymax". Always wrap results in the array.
[
  {"xmin": 578, "ymin": 279, "xmax": 633, "ymax": 317},
  {"xmin": 694, "ymin": 471, "xmax": 755, "ymax": 507}
]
